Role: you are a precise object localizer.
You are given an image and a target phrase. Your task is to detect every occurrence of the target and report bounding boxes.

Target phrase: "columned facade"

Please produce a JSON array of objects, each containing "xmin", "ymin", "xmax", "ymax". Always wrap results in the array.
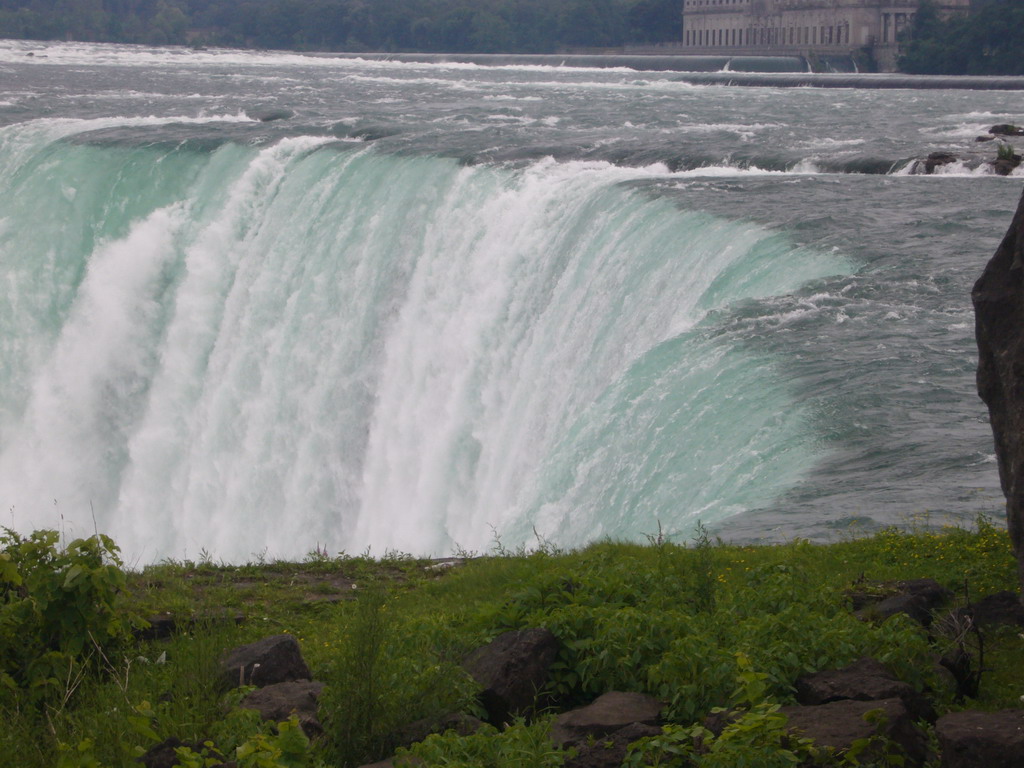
[{"xmin": 681, "ymin": 0, "xmax": 970, "ymax": 64}]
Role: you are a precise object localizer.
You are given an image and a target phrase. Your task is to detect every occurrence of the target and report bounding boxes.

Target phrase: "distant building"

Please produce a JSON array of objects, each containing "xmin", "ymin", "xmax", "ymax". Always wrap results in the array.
[{"xmin": 680, "ymin": 0, "xmax": 971, "ymax": 70}]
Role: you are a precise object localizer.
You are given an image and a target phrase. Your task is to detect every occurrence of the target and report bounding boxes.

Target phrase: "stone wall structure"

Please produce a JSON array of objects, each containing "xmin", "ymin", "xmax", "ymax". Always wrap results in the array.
[{"xmin": 680, "ymin": 0, "xmax": 970, "ymax": 70}]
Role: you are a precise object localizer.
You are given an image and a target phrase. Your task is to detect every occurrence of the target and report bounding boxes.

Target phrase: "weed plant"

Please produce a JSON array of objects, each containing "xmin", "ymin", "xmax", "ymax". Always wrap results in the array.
[{"xmin": 1, "ymin": 517, "xmax": 1021, "ymax": 767}]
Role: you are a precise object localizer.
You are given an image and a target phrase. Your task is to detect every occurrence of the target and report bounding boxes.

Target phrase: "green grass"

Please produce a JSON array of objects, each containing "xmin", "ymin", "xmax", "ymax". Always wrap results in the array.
[{"xmin": 2, "ymin": 516, "xmax": 1022, "ymax": 767}]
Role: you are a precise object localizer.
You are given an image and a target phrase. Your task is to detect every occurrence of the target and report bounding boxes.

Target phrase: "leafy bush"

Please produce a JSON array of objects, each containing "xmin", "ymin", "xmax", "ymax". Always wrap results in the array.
[
  {"xmin": 899, "ymin": 0, "xmax": 1024, "ymax": 75},
  {"xmin": 624, "ymin": 704, "xmax": 820, "ymax": 768},
  {"xmin": 1, "ymin": 528, "xmax": 132, "ymax": 702},
  {"xmin": 402, "ymin": 717, "xmax": 565, "ymax": 768}
]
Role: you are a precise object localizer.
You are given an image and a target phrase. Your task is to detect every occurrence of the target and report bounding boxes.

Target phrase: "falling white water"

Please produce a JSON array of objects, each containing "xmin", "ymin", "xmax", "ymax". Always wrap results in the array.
[{"xmin": 0, "ymin": 122, "xmax": 849, "ymax": 562}]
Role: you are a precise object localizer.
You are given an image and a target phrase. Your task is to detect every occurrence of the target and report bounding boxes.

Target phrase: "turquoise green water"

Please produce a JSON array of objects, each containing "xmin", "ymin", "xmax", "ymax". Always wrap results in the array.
[
  {"xmin": 0, "ymin": 41, "xmax": 1018, "ymax": 561},
  {"xmin": 0, "ymin": 127, "xmax": 847, "ymax": 560}
]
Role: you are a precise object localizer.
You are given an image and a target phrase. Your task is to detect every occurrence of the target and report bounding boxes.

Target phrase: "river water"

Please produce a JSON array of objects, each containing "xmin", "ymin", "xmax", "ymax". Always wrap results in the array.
[{"xmin": 0, "ymin": 40, "xmax": 1020, "ymax": 563}]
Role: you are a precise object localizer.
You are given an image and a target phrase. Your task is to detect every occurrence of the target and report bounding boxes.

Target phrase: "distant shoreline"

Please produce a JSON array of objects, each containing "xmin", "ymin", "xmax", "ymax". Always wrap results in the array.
[{"xmin": 311, "ymin": 51, "xmax": 1024, "ymax": 89}]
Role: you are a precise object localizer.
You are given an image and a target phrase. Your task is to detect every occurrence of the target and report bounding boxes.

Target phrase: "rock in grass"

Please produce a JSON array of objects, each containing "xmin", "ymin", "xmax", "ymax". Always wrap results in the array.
[
  {"xmin": 395, "ymin": 711, "xmax": 486, "ymax": 748},
  {"xmin": 956, "ymin": 590, "xmax": 1024, "ymax": 628},
  {"xmin": 781, "ymin": 698, "xmax": 928, "ymax": 766},
  {"xmin": 138, "ymin": 737, "xmax": 210, "ymax": 768},
  {"xmin": 550, "ymin": 691, "xmax": 663, "ymax": 748},
  {"xmin": 220, "ymin": 634, "xmax": 311, "ymax": 689},
  {"xmin": 463, "ymin": 627, "xmax": 559, "ymax": 725},
  {"xmin": 852, "ymin": 578, "xmax": 951, "ymax": 626},
  {"xmin": 563, "ymin": 722, "xmax": 662, "ymax": 768},
  {"xmin": 935, "ymin": 710, "xmax": 1024, "ymax": 768},
  {"xmin": 239, "ymin": 680, "xmax": 325, "ymax": 736},
  {"xmin": 795, "ymin": 657, "xmax": 935, "ymax": 722}
]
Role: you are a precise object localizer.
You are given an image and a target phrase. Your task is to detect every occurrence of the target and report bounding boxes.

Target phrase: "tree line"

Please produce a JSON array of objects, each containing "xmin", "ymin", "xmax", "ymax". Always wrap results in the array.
[
  {"xmin": 0, "ymin": 0, "xmax": 681, "ymax": 52},
  {"xmin": 899, "ymin": 0, "xmax": 1024, "ymax": 76},
  {"xmin": 2, "ymin": 0, "xmax": 1021, "ymax": 75}
]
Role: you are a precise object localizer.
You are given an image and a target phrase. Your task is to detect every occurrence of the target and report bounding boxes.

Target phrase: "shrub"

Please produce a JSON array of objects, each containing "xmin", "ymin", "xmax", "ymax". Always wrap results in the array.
[{"xmin": 1, "ymin": 528, "xmax": 132, "ymax": 703}]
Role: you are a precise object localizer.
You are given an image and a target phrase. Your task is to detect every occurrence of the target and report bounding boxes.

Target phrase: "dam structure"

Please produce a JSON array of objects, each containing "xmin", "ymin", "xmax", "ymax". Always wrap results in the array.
[{"xmin": 675, "ymin": 0, "xmax": 971, "ymax": 71}]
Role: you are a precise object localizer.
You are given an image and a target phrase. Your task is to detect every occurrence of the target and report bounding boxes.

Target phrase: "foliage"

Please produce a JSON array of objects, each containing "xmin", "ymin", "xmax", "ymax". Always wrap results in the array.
[
  {"xmin": 1, "ymin": 519, "xmax": 1021, "ymax": 767},
  {"xmin": 0, "ymin": 0, "xmax": 677, "ymax": 53},
  {"xmin": 175, "ymin": 714, "xmax": 313, "ymax": 768},
  {"xmin": 318, "ymin": 580, "xmax": 480, "ymax": 766},
  {"xmin": 899, "ymin": 0, "xmax": 1024, "ymax": 76},
  {"xmin": 54, "ymin": 712, "xmax": 314, "ymax": 768},
  {"xmin": 402, "ymin": 717, "xmax": 565, "ymax": 767},
  {"xmin": 624, "ymin": 705, "xmax": 820, "ymax": 768},
  {"xmin": 0, "ymin": 528, "xmax": 132, "ymax": 703}
]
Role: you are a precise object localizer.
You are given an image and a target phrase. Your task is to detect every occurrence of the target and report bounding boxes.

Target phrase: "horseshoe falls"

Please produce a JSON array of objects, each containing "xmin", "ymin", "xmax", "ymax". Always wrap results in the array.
[{"xmin": 0, "ymin": 42, "xmax": 1017, "ymax": 562}]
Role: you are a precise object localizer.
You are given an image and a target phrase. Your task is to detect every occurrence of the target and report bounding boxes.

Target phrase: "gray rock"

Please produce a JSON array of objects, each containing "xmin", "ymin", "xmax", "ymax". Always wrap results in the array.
[
  {"xmin": 992, "ymin": 154, "xmax": 1022, "ymax": 177},
  {"xmin": 923, "ymin": 151, "xmax": 958, "ymax": 173},
  {"xmin": 935, "ymin": 710, "xmax": 1024, "ymax": 768},
  {"xmin": 853, "ymin": 578, "xmax": 951, "ymax": 626},
  {"xmin": 220, "ymin": 634, "xmax": 311, "ymax": 689},
  {"xmin": 973, "ymin": 187, "xmax": 1024, "ymax": 599},
  {"xmin": 989, "ymin": 124, "xmax": 1024, "ymax": 137},
  {"xmin": 551, "ymin": 691, "xmax": 663, "ymax": 748},
  {"xmin": 463, "ymin": 628, "xmax": 559, "ymax": 725},
  {"xmin": 239, "ymin": 680, "xmax": 325, "ymax": 736},
  {"xmin": 247, "ymin": 107, "xmax": 294, "ymax": 122},
  {"xmin": 137, "ymin": 737, "xmax": 211, "ymax": 768},
  {"xmin": 795, "ymin": 657, "xmax": 935, "ymax": 722},
  {"xmin": 136, "ymin": 609, "xmax": 245, "ymax": 641},
  {"xmin": 958, "ymin": 590, "xmax": 1024, "ymax": 627},
  {"xmin": 781, "ymin": 698, "xmax": 928, "ymax": 766},
  {"xmin": 395, "ymin": 711, "xmax": 486, "ymax": 747}
]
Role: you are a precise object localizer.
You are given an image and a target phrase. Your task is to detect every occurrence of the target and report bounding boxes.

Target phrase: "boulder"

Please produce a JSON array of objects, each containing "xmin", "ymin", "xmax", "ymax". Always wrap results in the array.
[
  {"xmin": 137, "ymin": 613, "xmax": 178, "ymax": 641},
  {"xmin": 220, "ymin": 634, "xmax": 311, "ymax": 689},
  {"xmin": 923, "ymin": 151, "xmax": 958, "ymax": 174},
  {"xmin": 239, "ymin": 680, "xmax": 325, "ymax": 736},
  {"xmin": 463, "ymin": 628, "xmax": 559, "ymax": 725},
  {"xmin": 957, "ymin": 590, "xmax": 1024, "ymax": 627},
  {"xmin": 781, "ymin": 698, "xmax": 928, "ymax": 766},
  {"xmin": 935, "ymin": 710, "xmax": 1024, "ymax": 768},
  {"xmin": 973, "ymin": 187, "xmax": 1024, "ymax": 600},
  {"xmin": 989, "ymin": 124, "xmax": 1024, "ymax": 137},
  {"xmin": 563, "ymin": 722, "xmax": 663, "ymax": 768},
  {"xmin": 246, "ymin": 107, "xmax": 294, "ymax": 122},
  {"xmin": 136, "ymin": 610, "xmax": 245, "ymax": 641},
  {"xmin": 938, "ymin": 647, "xmax": 979, "ymax": 702},
  {"xmin": 992, "ymin": 154, "xmax": 1022, "ymax": 177},
  {"xmin": 551, "ymin": 691, "xmax": 663, "ymax": 748},
  {"xmin": 853, "ymin": 578, "xmax": 951, "ymax": 626},
  {"xmin": 869, "ymin": 593, "xmax": 934, "ymax": 625},
  {"xmin": 137, "ymin": 737, "xmax": 213, "ymax": 768},
  {"xmin": 794, "ymin": 657, "xmax": 935, "ymax": 722},
  {"xmin": 395, "ymin": 712, "xmax": 486, "ymax": 747}
]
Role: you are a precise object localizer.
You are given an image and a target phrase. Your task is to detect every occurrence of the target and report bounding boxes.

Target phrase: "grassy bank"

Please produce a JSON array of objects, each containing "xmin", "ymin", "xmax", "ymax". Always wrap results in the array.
[{"xmin": 1, "ymin": 517, "xmax": 1021, "ymax": 767}]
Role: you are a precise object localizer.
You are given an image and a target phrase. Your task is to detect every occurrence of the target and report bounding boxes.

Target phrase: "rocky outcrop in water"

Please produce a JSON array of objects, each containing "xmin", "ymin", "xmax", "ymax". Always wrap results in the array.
[
  {"xmin": 972, "ymin": 186, "xmax": 1024, "ymax": 602},
  {"xmin": 989, "ymin": 124, "xmax": 1024, "ymax": 138}
]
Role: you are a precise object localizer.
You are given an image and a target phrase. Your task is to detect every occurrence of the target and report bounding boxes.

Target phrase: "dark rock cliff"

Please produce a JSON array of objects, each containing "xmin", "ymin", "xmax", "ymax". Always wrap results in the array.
[{"xmin": 972, "ymin": 187, "xmax": 1024, "ymax": 601}]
